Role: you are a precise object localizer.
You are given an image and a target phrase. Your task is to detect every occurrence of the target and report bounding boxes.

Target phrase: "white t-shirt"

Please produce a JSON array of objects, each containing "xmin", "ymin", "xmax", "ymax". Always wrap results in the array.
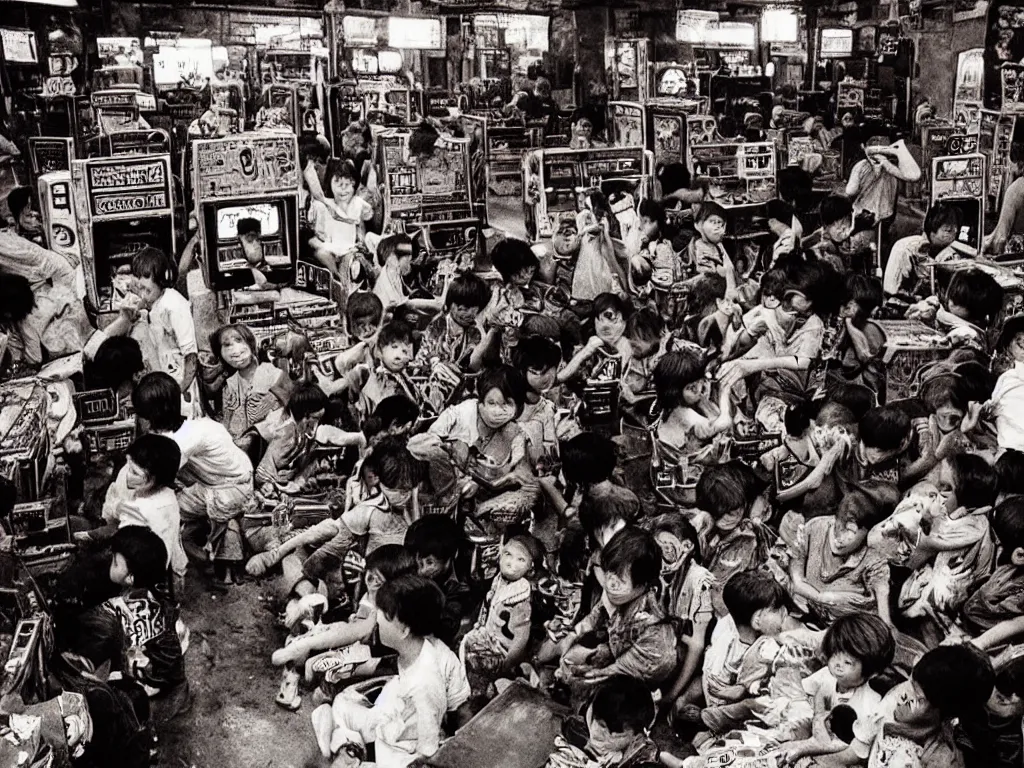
[
  {"xmin": 801, "ymin": 666, "xmax": 882, "ymax": 721},
  {"xmin": 172, "ymin": 418, "xmax": 253, "ymax": 487},
  {"xmin": 848, "ymin": 159, "xmax": 899, "ymax": 222},
  {"xmin": 309, "ymin": 197, "xmax": 372, "ymax": 252},
  {"xmin": 147, "ymin": 288, "xmax": 201, "ymax": 414},
  {"xmin": 116, "ymin": 487, "xmax": 188, "ymax": 579},
  {"xmin": 992, "ymin": 362, "xmax": 1024, "ymax": 453}
]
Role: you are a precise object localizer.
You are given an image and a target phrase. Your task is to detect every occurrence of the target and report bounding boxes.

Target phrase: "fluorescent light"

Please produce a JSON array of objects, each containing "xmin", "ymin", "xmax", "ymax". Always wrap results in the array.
[{"xmin": 16, "ymin": 0, "xmax": 78, "ymax": 6}]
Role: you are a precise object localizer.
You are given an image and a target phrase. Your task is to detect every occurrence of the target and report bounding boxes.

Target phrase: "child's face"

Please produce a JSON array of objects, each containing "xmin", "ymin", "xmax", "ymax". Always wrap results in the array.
[
  {"xmin": 714, "ymin": 505, "xmax": 745, "ymax": 534},
  {"xmin": 449, "ymin": 302, "xmax": 481, "ymax": 329},
  {"xmin": 699, "ymin": 214, "xmax": 726, "ymax": 244},
  {"xmin": 377, "ymin": 609, "xmax": 407, "ymax": 650},
  {"xmin": 602, "ymin": 566, "xmax": 643, "ymax": 607},
  {"xmin": 351, "ymin": 316, "xmax": 380, "ymax": 342},
  {"xmin": 654, "ymin": 530, "xmax": 694, "ymax": 574},
  {"xmin": 781, "ymin": 289, "xmax": 813, "ymax": 317},
  {"xmin": 380, "ymin": 482, "xmax": 413, "ymax": 508},
  {"xmin": 828, "ymin": 651, "xmax": 866, "ymax": 689},
  {"xmin": 628, "ymin": 336, "xmax": 659, "ymax": 360},
  {"xmin": 988, "ymin": 685, "xmax": 1024, "ymax": 718},
  {"xmin": 511, "ymin": 265, "xmax": 536, "ymax": 287},
  {"xmin": 479, "ymin": 386, "xmax": 518, "ymax": 429},
  {"xmin": 861, "ymin": 440, "xmax": 900, "ymax": 466},
  {"xmin": 751, "ymin": 604, "xmax": 788, "ymax": 636},
  {"xmin": 825, "ymin": 215, "xmax": 854, "ymax": 244},
  {"xmin": 109, "ymin": 552, "xmax": 133, "ymax": 588},
  {"xmin": 932, "ymin": 404, "xmax": 964, "ymax": 435},
  {"xmin": 526, "ymin": 363, "xmax": 557, "ymax": 394},
  {"xmin": 124, "ymin": 456, "xmax": 155, "ymax": 493},
  {"xmin": 331, "ymin": 174, "xmax": 355, "ymax": 201},
  {"xmin": 219, "ymin": 329, "xmax": 254, "ymax": 371},
  {"xmin": 838, "ymin": 300, "xmax": 862, "ymax": 320},
  {"xmin": 133, "ymin": 275, "xmax": 163, "ymax": 307},
  {"xmin": 595, "ymin": 309, "xmax": 626, "ymax": 345},
  {"xmin": 682, "ymin": 378, "xmax": 709, "ymax": 406},
  {"xmin": 585, "ymin": 707, "xmax": 636, "ymax": 757},
  {"xmin": 379, "ymin": 339, "xmax": 413, "ymax": 372},
  {"xmin": 364, "ymin": 567, "xmax": 385, "ymax": 597},
  {"xmin": 297, "ymin": 408, "xmax": 325, "ymax": 436},
  {"xmin": 928, "ymin": 223, "xmax": 958, "ymax": 250},
  {"xmin": 762, "ymin": 293, "xmax": 781, "ymax": 310},
  {"xmin": 499, "ymin": 539, "xmax": 533, "ymax": 581},
  {"xmin": 417, "ymin": 554, "xmax": 450, "ymax": 580},
  {"xmin": 936, "ymin": 461, "xmax": 958, "ymax": 513},
  {"xmin": 894, "ymin": 680, "xmax": 940, "ymax": 727},
  {"xmin": 1008, "ymin": 332, "xmax": 1024, "ymax": 363},
  {"xmin": 831, "ymin": 516, "xmax": 868, "ymax": 556}
]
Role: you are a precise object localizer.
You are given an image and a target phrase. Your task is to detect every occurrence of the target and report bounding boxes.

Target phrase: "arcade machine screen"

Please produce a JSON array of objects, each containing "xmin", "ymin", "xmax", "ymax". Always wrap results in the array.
[
  {"xmin": 94, "ymin": 220, "xmax": 174, "ymax": 310},
  {"xmin": 543, "ymin": 161, "xmax": 581, "ymax": 214},
  {"xmin": 213, "ymin": 202, "xmax": 289, "ymax": 271}
]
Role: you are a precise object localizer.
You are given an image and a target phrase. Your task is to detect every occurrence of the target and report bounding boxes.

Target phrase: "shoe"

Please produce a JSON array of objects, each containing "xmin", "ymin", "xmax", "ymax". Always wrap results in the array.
[
  {"xmin": 284, "ymin": 594, "xmax": 329, "ymax": 630},
  {"xmin": 275, "ymin": 670, "xmax": 302, "ymax": 712},
  {"xmin": 176, "ymin": 620, "xmax": 190, "ymax": 656}
]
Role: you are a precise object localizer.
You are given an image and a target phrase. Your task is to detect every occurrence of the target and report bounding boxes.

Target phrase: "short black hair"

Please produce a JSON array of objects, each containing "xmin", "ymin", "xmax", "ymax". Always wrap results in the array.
[
  {"xmin": 365, "ymin": 437, "xmax": 421, "ymax": 490},
  {"xmin": 859, "ymin": 405, "xmax": 911, "ymax": 452},
  {"xmin": 445, "ymin": 272, "xmax": 491, "ymax": 311},
  {"xmin": 994, "ymin": 655, "xmax": 1024, "ymax": 700},
  {"xmin": 919, "ymin": 375, "xmax": 966, "ymax": 414},
  {"xmin": 657, "ymin": 162, "xmax": 691, "ymax": 196},
  {"xmin": 491, "ymin": 238, "xmax": 539, "ymax": 283},
  {"xmin": 599, "ymin": 527, "xmax": 661, "ymax": 590},
  {"xmin": 90, "ymin": 336, "xmax": 144, "ymax": 391},
  {"xmin": 376, "ymin": 233, "xmax": 414, "ymax": 268},
  {"xmin": 913, "ymin": 644, "xmax": 994, "ymax": 720},
  {"xmin": 776, "ymin": 167, "xmax": 812, "ymax": 205},
  {"xmin": 993, "ymin": 497, "xmax": 1024, "ymax": 561},
  {"xmin": 324, "ymin": 156, "xmax": 358, "ymax": 187},
  {"xmin": 592, "ymin": 292, "xmax": 632, "ymax": 321},
  {"xmin": 836, "ymin": 488, "xmax": 886, "ymax": 531},
  {"xmin": 654, "ymin": 349, "xmax": 708, "ymax": 412},
  {"xmin": 347, "ymin": 291, "xmax": 384, "ymax": 328},
  {"xmin": 0, "ymin": 272, "xmax": 35, "ymax": 325},
  {"xmin": 784, "ymin": 401, "xmax": 814, "ymax": 436},
  {"xmin": 588, "ymin": 675, "xmax": 655, "ymax": 735},
  {"xmin": 236, "ymin": 217, "xmax": 262, "ymax": 238},
  {"xmin": 511, "ymin": 335, "xmax": 562, "ymax": 373},
  {"xmin": 650, "ymin": 513, "xmax": 703, "ymax": 565},
  {"xmin": 364, "ymin": 543, "xmax": 418, "ymax": 582},
  {"xmin": 375, "ymin": 574, "xmax": 444, "ymax": 637},
  {"xmin": 377, "ymin": 318, "xmax": 416, "ymax": 348},
  {"xmin": 131, "ymin": 246, "xmax": 177, "ymax": 289},
  {"xmin": 923, "ymin": 201, "xmax": 963, "ymax": 237},
  {"xmin": 696, "ymin": 461, "xmax": 764, "ymax": 518},
  {"xmin": 765, "ymin": 198, "xmax": 796, "ymax": 225},
  {"xmin": 819, "ymin": 194, "xmax": 854, "ymax": 227},
  {"xmin": 405, "ymin": 515, "xmax": 464, "ymax": 564},
  {"xmin": 950, "ymin": 453, "xmax": 999, "ymax": 510},
  {"xmin": 695, "ymin": 201, "xmax": 727, "ymax": 225},
  {"xmin": 476, "ymin": 365, "xmax": 528, "ymax": 417},
  {"xmin": 7, "ymin": 186, "xmax": 33, "ymax": 221},
  {"xmin": 126, "ymin": 434, "xmax": 181, "ymax": 490},
  {"xmin": 625, "ymin": 307, "xmax": 664, "ymax": 343},
  {"xmin": 362, "ymin": 395, "xmax": 419, "ymax": 441},
  {"xmin": 110, "ymin": 526, "xmax": 169, "ymax": 590},
  {"xmin": 828, "ymin": 384, "xmax": 875, "ymax": 422},
  {"xmin": 946, "ymin": 268, "xmax": 1004, "ymax": 328},
  {"xmin": 637, "ymin": 198, "xmax": 666, "ymax": 228},
  {"xmin": 561, "ymin": 432, "xmax": 617, "ymax": 486},
  {"xmin": 761, "ymin": 269, "xmax": 788, "ymax": 299},
  {"xmin": 842, "ymin": 273, "xmax": 882, "ymax": 318},
  {"xmin": 997, "ymin": 450, "xmax": 1024, "ymax": 497},
  {"xmin": 821, "ymin": 612, "xmax": 895, "ymax": 678},
  {"xmin": 722, "ymin": 570, "xmax": 788, "ymax": 628},
  {"xmin": 131, "ymin": 372, "xmax": 184, "ymax": 433},
  {"xmin": 286, "ymin": 382, "xmax": 329, "ymax": 420}
]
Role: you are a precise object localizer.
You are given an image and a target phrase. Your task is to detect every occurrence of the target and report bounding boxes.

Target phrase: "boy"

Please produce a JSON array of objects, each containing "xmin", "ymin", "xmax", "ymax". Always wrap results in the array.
[
  {"xmin": 802, "ymin": 194, "xmax": 856, "ymax": 273},
  {"xmin": 356, "ymin": 318, "xmax": 420, "ymax": 420},
  {"xmin": 846, "ymin": 135, "xmax": 921, "ymax": 244},
  {"xmin": 481, "ymin": 238, "xmax": 540, "ymax": 354},
  {"xmin": 416, "ymin": 271, "xmax": 492, "ymax": 375},
  {"xmin": 404, "ymin": 515, "xmax": 474, "ymax": 649},
  {"xmin": 909, "ymin": 268, "xmax": 1005, "ymax": 348},
  {"xmin": 511, "ymin": 335, "xmax": 562, "ymax": 469},
  {"xmin": 983, "ymin": 314, "xmax": 1024, "ymax": 453},
  {"xmin": 557, "ymin": 527, "xmax": 677, "ymax": 691},
  {"xmin": 956, "ymin": 655, "xmax": 1024, "ymax": 768},
  {"xmin": 963, "ymin": 497, "xmax": 1024, "ymax": 647},
  {"xmin": 237, "ymin": 217, "xmax": 276, "ymax": 289},
  {"xmin": 621, "ymin": 308, "xmax": 666, "ymax": 404},
  {"xmin": 254, "ymin": 383, "xmax": 329, "ymax": 488},
  {"xmin": 884, "ymin": 202, "xmax": 962, "ymax": 298},
  {"xmin": 552, "ymin": 433, "xmax": 640, "ymax": 526},
  {"xmin": 687, "ymin": 201, "xmax": 729, "ymax": 275},
  {"xmin": 311, "ymin": 574, "xmax": 469, "ymax": 768},
  {"xmin": 107, "ymin": 526, "xmax": 186, "ymax": 697}
]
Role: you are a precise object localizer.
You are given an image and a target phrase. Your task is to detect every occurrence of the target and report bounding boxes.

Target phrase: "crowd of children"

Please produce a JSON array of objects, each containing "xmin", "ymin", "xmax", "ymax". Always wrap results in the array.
[{"xmin": 6, "ymin": 113, "xmax": 1024, "ymax": 768}]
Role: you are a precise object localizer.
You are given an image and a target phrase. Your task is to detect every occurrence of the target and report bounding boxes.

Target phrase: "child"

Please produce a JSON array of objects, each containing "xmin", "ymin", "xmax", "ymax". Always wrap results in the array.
[
  {"xmin": 0, "ymin": 270, "xmax": 91, "ymax": 368},
  {"xmin": 826, "ymin": 644, "xmax": 993, "ymax": 768},
  {"xmin": 106, "ymin": 526, "xmax": 186, "ymax": 696},
  {"xmin": 779, "ymin": 612, "xmax": 896, "ymax": 764},
  {"xmin": 621, "ymin": 308, "xmax": 667, "ymax": 405},
  {"xmin": 511, "ymin": 335, "xmax": 562, "ymax": 471},
  {"xmin": 405, "ymin": 515, "xmax": 474, "ymax": 649},
  {"xmin": 964, "ymin": 497, "xmax": 1024, "ymax": 645},
  {"xmin": 956, "ymin": 655, "xmax": 1024, "ymax": 768},
  {"xmin": 910, "ymin": 268, "xmax": 1004, "ymax": 348},
  {"xmin": 126, "ymin": 247, "xmax": 201, "ymax": 414},
  {"xmin": 884, "ymin": 202, "xmax": 962, "ymax": 298},
  {"xmin": 309, "ymin": 158, "xmax": 373, "ymax": 281},
  {"xmin": 802, "ymin": 194, "xmax": 855, "ymax": 273},
  {"xmin": 236, "ymin": 217, "xmax": 280, "ymax": 289},
  {"xmin": 416, "ymin": 271, "xmax": 492, "ymax": 376},
  {"xmin": 356, "ymin": 318, "xmax": 420, "ymax": 420},
  {"xmin": 787, "ymin": 489, "xmax": 891, "ymax": 624},
  {"xmin": 211, "ymin": 323, "xmax": 282, "ymax": 439},
  {"xmin": 553, "ymin": 432, "xmax": 640, "ymax": 528},
  {"xmin": 984, "ymin": 314, "xmax": 1024, "ymax": 453},
  {"xmin": 482, "ymin": 238, "xmax": 539, "ymax": 348},
  {"xmin": 557, "ymin": 293, "xmax": 633, "ymax": 385},
  {"xmin": 461, "ymin": 534, "xmax": 544, "ymax": 694},
  {"xmin": 87, "ymin": 434, "xmax": 188, "ymax": 597},
  {"xmin": 254, "ymin": 383, "xmax": 329, "ymax": 489},
  {"xmin": 686, "ymin": 201, "xmax": 730, "ymax": 275},
  {"xmin": 373, "ymin": 233, "xmax": 446, "ymax": 315},
  {"xmin": 846, "ymin": 136, "xmax": 921, "ymax": 242},
  {"xmin": 557, "ymin": 527, "xmax": 677, "ymax": 691},
  {"xmin": 651, "ymin": 514, "xmax": 716, "ymax": 719},
  {"xmin": 899, "ymin": 453, "xmax": 997, "ymax": 641},
  {"xmin": 573, "ymin": 189, "xmax": 627, "ymax": 301},
  {"xmin": 310, "ymin": 574, "xmax": 469, "ymax": 768},
  {"xmin": 86, "ymin": 335, "xmax": 146, "ymax": 414},
  {"xmin": 834, "ymin": 274, "xmax": 885, "ymax": 397}
]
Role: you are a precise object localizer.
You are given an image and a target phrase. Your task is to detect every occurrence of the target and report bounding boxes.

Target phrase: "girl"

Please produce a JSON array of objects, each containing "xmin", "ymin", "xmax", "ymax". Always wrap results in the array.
[
  {"xmin": 651, "ymin": 514, "xmax": 716, "ymax": 721},
  {"xmin": 309, "ymin": 158, "xmax": 373, "ymax": 281},
  {"xmin": 125, "ymin": 247, "xmax": 201, "ymax": 417},
  {"xmin": 831, "ymin": 273, "xmax": 885, "ymax": 398},
  {"xmin": 211, "ymin": 323, "xmax": 282, "ymax": 439},
  {"xmin": 572, "ymin": 189, "xmax": 627, "ymax": 301}
]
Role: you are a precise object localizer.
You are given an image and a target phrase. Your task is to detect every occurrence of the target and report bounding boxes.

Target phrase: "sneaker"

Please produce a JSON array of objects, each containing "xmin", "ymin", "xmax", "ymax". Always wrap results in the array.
[{"xmin": 176, "ymin": 620, "xmax": 190, "ymax": 656}]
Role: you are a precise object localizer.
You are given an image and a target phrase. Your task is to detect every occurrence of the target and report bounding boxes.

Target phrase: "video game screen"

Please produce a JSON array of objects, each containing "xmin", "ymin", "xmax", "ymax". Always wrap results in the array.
[{"xmin": 216, "ymin": 203, "xmax": 282, "ymax": 241}]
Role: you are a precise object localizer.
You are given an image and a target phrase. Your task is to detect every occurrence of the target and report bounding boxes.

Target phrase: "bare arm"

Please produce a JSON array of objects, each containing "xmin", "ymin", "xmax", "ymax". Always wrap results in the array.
[{"xmin": 975, "ymin": 616, "xmax": 1024, "ymax": 650}]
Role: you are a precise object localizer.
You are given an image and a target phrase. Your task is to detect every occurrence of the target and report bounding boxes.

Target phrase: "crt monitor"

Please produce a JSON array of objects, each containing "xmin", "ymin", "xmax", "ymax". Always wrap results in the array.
[
  {"xmin": 819, "ymin": 28, "xmax": 853, "ymax": 59},
  {"xmin": 204, "ymin": 200, "xmax": 296, "ymax": 290}
]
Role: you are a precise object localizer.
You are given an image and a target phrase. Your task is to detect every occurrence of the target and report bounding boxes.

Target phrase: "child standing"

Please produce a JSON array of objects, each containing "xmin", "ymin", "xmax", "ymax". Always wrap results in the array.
[
  {"xmin": 686, "ymin": 201, "xmax": 730, "ymax": 275},
  {"xmin": 621, "ymin": 308, "xmax": 667, "ymax": 405},
  {"xmin": 373, "ymin": 233, "xmax": 446, "ymax": 315},
  {"xmin": 211, "ymin": 323, "xmax": 282, "ymax": 439}
]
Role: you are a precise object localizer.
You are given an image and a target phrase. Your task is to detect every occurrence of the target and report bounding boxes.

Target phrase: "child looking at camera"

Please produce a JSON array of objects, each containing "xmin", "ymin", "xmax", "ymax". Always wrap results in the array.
[
  {"xmin": 211, "ymin": 323, "xmax": 282, "ymax": 439},
  {"xmin": 557, "ymin": 293, "xmax": 633, "ymax": 385},
  {"xmin": 356, "ymin": 318, "xmax": 420, "ymax": 420},
  {"xmin": 309, "ymin": 158, "xmax": 373, "ymax": 280},
  {"xmin": 687, "ymin": 201, "xmax": 730, "ymax": 275}
]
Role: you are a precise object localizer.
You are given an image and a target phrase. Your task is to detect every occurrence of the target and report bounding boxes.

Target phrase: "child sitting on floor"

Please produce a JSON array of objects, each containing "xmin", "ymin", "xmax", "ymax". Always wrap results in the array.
[
  {"xmin": 355, "ymin": 318, "xmax": 420, "ymax": 421},
  {"xmin": 254, "ymin": 383, "xmax": 329, "ymax": 490},
  {"xmin": 963, "ymin": 497, "xmax": 1024, "ymax": 649},
  {"xmin": 211, "ymin": 323, "xmax": 282, "ymax": 439},
  {"xmin": 956, "ymin": 654, "xmax": 1024, "ymax": 768},
  {"xmin": 405, "ymin": 515, "xmax": 475, "ymax": 649}
]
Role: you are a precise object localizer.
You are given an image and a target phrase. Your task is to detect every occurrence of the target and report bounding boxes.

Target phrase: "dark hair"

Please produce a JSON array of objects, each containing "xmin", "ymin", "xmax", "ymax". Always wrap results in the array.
[
  {"xmin": 828, "ymin": 705, "xmax": 857, "ymax": 743},
  {"xmin": 997, "ymin": 450, "xmax": 1024, "ymax": 498},
  {"xmin": 445, "ymin": 272, "xmax": 491, "ymax": 311},
  {"xmin": 654, "ymin": 349, "xmax": 707, "ymax": 412},
  {"xmin": 405, "ymin": 515, "xmax": 464, "ymax": 564},
  {"xmin": 913, "ymin": 644, "xmax": 994, "ymax": 720},
  {"xmin": 828, "ymin": 385, "xmax": 875, "ymax": 422},
  {"xmin": 126, "ymin": 434, "xmax": 181, "ymax": 489},
  {"xmin": 919, "ymin": 375, "xmax": 965, "ymax": 414},
  {"xmin": 994, "ymin": 655, "xmax": 1024, "ymax": 700},
  {"xmin": 0, "ymin": 272, "xmax": 35, "ymax": 324},
  {"xmin": 722, "ymin": 570, "xmax": 788, "ymax": 627},
  {"xmin": 365, "ymin": 438, "xmax": 421, "ymax": 490},
  {"xmin": 511, "ymin": 335, "xmax": 562, "ymax": 373},
  {"xmin": 822, "ymin": 612, "xmax": 895, "ymax": 678},
  {"xmin": 950, "ymin": 453, "xmax": 999, "ymax": 510},
  {"xmin": 324, "ymin": 156, "xmax": 358, "ymax": 187},
  {"xmin": 638, "ymin": 198, "xmax": 666, "ymax": 229},
  {"xmin": 347, "ymin": 291, "xmax": 384, "ymax": 328},
  {"xmin": 409, "ymin": 123, "xmax": 440, "ymax": 157},
  {"xmin": 946, "ymin": 268, "xmax": 1004, "ymax": 327},
  {"xmin": 785, "ymin": 258, "xmax": 841, "ymax": 316},
  {"xmin": 625, "ymin": 307, "xmax": 664, "ymax": 343},
  {"xmin": 696, "ymin": 461, "xmax": 763, "ymax": 518},
  {"xmin": 491, "ymin": 238, "xmax": 539, "ymax": 283},
  {"xmin": 599, "ymin": 527, "xmax": 661, "ymax": 590},
  {"xmin": 364, "ymin": 544, "xmax": 417, "ymax": 582},
  {"xmin": 819, "ymin": 194, "xmax": 854, "ymax": 227},
  {"xmin": 784, "ymin": 401, "xmax": 814, "ymax": 436},
  {"xmin": 765, "ymin": 198, "xmax": 796, "ymax": 225},
  {"xmin": 923, "ymin": 201, "xmax": 963, "ymax": 238},
  {"xmin": 695, "ymin": 201, "xmax": 727, "ymax": 225},
  {"xmin": 761, "ymin": 269, "xmax": 788, "ymax": 299},
  {"xmin": 375, "ymin": 574, "xmax": 444, "ymax": 637},
  {"xmin": 236, "ymin": 217, "xmax": 262, "ymax": 238},
  {"xmin": 657, "ymin": 163, "xmax": 691, "ymax": 196},
  {"xmin": 592, "ymin": 292, "xmax": 632, "ymax": 322},
  {"xmin": 859, "ymin": 405, "xmax": 911, "ymax": 452},
  {"xmin": 131, "ymin": 246, "xmax": 177, "ymax": 289},
  {"xmin": 476, "ymin": 365, "xmax": 528, "ymax": 417},
  {"xmin": 7, "ymin": 186, "xmax": 33, "ymax": 221},
  {"xmin": 110, "ymin": 526, "xmax": 169, "ymax": 590},
  {"xmin": 286, "ymin": 382, "xmax": 329, "ymax": 420},
  {"xmin": 131, "ymin": 372, "xmax": 184, "ymax": 433},
  {"xmin": 561, "ymin": 432, "xmax": 617, "ymax": 486},
  {"xmin": 650, "ymin": 513, "xmax": 703, "ymax": 565},
  {"xmin": 210, "ymin": 324, "xmax": 258, "ymax": 367},
  {"xmin": 776, "ymin": 167, "xmax": 812, "ymax": 205},
  {"xmin": 91, "ymin": 336, "xmax": 144, "ymax": 391},
  {"xmin": 377, "ymin": 318, "xmax": 416, "ymax": 349},
  {"xmin": 842, "ymin": 273, "xmax": 883, "ymax": 320},
  {"xmin": 992, "ymin": 497, "xmax": 1024, "ymax": 561},
  {"xmin": 53, "ymin": 605, "xmax": 125, "ymax": 670},
  {"xmin": 376, "ymin": 233, "xmax": 414, "ymax": 268},
  {"xmin": 362, "ymin": 395, "xmax": 420, "ymax": 441},
  {"xmin": 836, "ymin": 488, "xmax": 886, "ymax": 531},
  {"xmin": 589, "ymin": 675, "xmax": 655, "ymax": 735}
]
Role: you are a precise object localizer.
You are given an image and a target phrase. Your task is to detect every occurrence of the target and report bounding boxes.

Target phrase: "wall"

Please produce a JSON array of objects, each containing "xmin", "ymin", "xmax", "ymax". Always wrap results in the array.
[{"xmin": 910, "ymin": 16, "xmax": 986, "ymax": 118}]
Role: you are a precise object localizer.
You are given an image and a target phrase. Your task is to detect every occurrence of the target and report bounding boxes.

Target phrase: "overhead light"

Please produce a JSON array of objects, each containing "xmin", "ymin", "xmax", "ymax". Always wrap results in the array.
[{"xmin": 17, "ymin": 0, "xmax": 78, "ymax": 6}]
